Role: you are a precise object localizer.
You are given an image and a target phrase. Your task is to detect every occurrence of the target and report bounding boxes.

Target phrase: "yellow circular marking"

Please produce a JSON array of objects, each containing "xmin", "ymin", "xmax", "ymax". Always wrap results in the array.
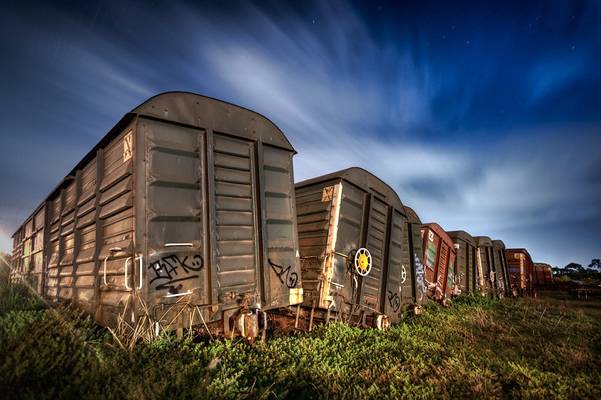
[{"xmin": 358, "ymin": 253, "xmax": 369, "ymax": 272}]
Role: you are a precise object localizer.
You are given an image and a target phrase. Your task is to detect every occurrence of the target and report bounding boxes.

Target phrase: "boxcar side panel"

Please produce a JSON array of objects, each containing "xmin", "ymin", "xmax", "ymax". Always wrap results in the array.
[
  {"xmin": 409, "ymin": 223, "xmax": 426, "ymax": 303},
  {"xmin": 139, "ymin": 119, "xmax": 210, "ymax": 322},
  {"xmin": 381, "ymin": 209, "xmax": 406, "ymax": 320},
  {"xmin": 423, "ymin": 229, "xmax": 440, "ymax": 292},
  {"xmin": 360, "ymin": 196, "xmax": 389, "ymax": 311},
  {"xmin": 261, "ymin": 144, "xmax": 302, "ymax": 307}
]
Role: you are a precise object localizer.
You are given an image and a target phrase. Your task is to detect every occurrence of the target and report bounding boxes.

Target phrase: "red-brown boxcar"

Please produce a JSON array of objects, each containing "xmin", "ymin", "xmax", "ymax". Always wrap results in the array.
[
  {"xmin": 505, "ymin": 248, "xmax": 535, "ymax": 296},
  {"xmin": 421, "ymin": 223, "xmax": 457, "ymax": 303},
  {"xmin": 533, "ymin": 263, "xmax": 553, "ymax": 289}
]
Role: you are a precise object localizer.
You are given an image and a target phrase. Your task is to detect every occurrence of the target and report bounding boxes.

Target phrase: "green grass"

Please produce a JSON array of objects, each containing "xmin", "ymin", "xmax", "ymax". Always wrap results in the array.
[{"xmin": 1, "ymin": 283, "xmax": 600, "ymax": 399}]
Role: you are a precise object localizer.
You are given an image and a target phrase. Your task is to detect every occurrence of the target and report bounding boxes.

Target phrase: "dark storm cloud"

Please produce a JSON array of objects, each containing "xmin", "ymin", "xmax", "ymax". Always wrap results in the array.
[{"xmin": 0, "ymin": 0, "xmax": 599, "ymax": 267}]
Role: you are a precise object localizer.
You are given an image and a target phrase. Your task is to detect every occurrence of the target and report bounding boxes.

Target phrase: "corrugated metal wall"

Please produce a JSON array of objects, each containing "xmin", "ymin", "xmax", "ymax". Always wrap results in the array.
[{"xmin": 296, "ymin": 180, "xmax": 337, "ymax": 308}]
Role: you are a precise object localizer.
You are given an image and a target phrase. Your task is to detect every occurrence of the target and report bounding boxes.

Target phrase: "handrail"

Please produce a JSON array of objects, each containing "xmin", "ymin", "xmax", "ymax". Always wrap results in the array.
[
  {"xmin": 137, "ymin": 254, "xmax": 144, "ymax": 289},
  {"xmin": 124, "ymin": 257, "xmax": 132, "ymax": 290},
  {"xmin": 103, "ymin": 255, "xmax": 111, "ymax": 286}
]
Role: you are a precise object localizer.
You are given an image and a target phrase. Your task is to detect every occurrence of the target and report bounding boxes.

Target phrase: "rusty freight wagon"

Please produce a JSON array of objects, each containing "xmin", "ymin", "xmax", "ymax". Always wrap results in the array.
[
  {"xmin": 10, "ymin": 91, "xmax": 303, "ymax": 338},
  {"xmin": 294, "ymin": 167, "xmax": 420, "ymax": 329},
  {"xmin": 421, "ymin": 223, "xmax": 457, "ymax": 303},
  {"xmin": 542, "ymin": 263, "xmax": 554, "ymax": 287},
  {"xmin": 533, "ymin": 263, "xmax": 553, "ymax": 289},
  {"xmin": 447, "ymin": 231, "xmax": 477, "ymax": 294},
  {"xmin": 505, "ymin": 248, "xmax": 534, "ymax": 297}
]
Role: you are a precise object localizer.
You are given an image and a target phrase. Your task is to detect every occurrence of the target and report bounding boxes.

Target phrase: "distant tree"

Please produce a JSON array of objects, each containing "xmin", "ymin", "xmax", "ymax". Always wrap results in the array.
[
  {"xmin": 588, "ymin": 259, "xmax": 601, "ymax": 271},
  {"xmin": 565, "ymin": 262, "xmax": 582, "ymax": 271}
]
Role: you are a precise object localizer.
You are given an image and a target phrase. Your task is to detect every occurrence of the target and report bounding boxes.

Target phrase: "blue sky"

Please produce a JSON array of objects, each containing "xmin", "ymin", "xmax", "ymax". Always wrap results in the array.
[{"xmin": 0, "ymin": 0, "xmax": 600, "ymax": 267}]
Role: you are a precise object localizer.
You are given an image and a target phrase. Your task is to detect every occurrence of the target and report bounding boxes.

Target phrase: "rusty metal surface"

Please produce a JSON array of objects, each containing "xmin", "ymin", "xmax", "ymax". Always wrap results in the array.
[
  {"xmin": 505, "ymin": 248, "xmax": 534, "ymax": 296},
  {"xmin": 447, "ymin": 230, "xmax": 476, "ymax": 294},
  {"xmin": 421, "ymin": 223, "xmax": 456, "ymax": 303},
  {"xmin": 295, "ymin": 167, "xmax": 418, "ymax": 325},
  {"xmin": 533, "ymin": 263, "xmax": 553, "ymax": 288},
  {"xmin": 10, "ymin": 92, "xmax": 302, "ymax": 337}
]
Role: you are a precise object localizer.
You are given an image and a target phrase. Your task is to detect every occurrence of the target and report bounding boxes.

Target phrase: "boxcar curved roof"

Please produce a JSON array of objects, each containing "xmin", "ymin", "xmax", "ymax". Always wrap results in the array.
[
  {"xmin": 423, "ymin": 223, "xmax": 455, "ymax": 250},
  {"xmin": 403, "ymin": 206, "xmax": 422, "ymax": 224},
  {"xmin": 506, "ymin": 248, "xmax": 533, "ymax": 262},
  {"xmin": 14, "ymin": 92, "xmax": 293, "ymax": 235},
  {"xmin": 492, "ymin": 239, "xmax": 506, "ymax": 249},
  {"xmin": 447, "ymin": 230, "xmax": 475, "ymax": 246},
  {"xmin": 132, "ymin": 92, "xmax": 294, "ymax": 151},
  {"xmin": 474, "ymin": 236, "xmax": 494, "ymax": 247},
  {"xmin": 533, "ymin": 262, "xmax": 552, "ymax": 269},
  {"xmin": 296, "ymin": 167, "xmax": 404, "ymax": 212}
]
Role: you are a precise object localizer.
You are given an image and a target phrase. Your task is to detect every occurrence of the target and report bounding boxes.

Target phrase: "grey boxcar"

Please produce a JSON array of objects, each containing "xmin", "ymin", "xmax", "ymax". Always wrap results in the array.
[
  {"xmin": 11, "ymin": 92, "xmax": 303, "ymax": 338},
  {"xmin": 403, "ymin": 206, "xmax": 426, "ymax": 306},
  {"xmin": 295, "ymin": 167, "xmax": 418, "ymax": 328},
  {"xmin": 474, "ymin": 236, "xmax": 494, "ymax": 295},
  {"xmin": 474, "ymin": 236, "xmax": 508, "ymax": 297},
  {"xmin": 492, "ymin": 240, "xmax": 511, "ymax": 297},
  {"xmin": 447, "ymin": 230, "xmax": 477, "ymax": 294}
]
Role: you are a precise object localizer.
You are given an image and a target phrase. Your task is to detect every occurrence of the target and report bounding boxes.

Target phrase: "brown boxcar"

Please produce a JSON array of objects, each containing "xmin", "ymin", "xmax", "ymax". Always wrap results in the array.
[
  {"xmin": 421, "ymin": 223, "xmax": 457, "ymax": 303},
  {"xmin": 543, "ymin": 264, "xmax": 554, "ymax": 287},
  {"xmin": 447, "ymin": 230, "xmax": 477, "ymax": 294},
  {"xmin": 533, "ymin": 262, "xmax": 553, "ymax": 289},
  {"xmin": 533, "ymin": 264, "xmax": 543, "ymax": 287},
  {"xmin": 505, "ymin": 248, "xmax": 534, "ymax": 296},
  {"xmin": 10, "ymin": 92, "xmax": 303, "ymax": 338},
  {"xmin": 295, "ymin": 167, "xmax": 421, "ymax": 329}
]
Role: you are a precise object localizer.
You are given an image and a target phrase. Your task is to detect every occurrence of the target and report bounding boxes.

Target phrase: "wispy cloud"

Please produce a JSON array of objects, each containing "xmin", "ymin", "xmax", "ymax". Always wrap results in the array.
[{"xmin": 0, "ymin": 1, "xmax": 599, "ymax": 267}]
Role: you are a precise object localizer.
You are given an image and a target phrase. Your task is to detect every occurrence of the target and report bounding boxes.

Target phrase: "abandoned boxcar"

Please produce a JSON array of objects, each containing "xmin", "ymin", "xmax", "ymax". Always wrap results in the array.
[
  {"xmin": 10, "ymin": 91, "xmax": 303, "ymax": 338},
  {"xmin": 447, "ymin": 230, "xmax": 477, "ymax": 294},
  {"xmin": 404, "ymin": 206, "xmax": 426, "ymax": 304},
  {"xmin": 505, "ymin": 248, "xmax": 534, "ymax": 297},
  {"xmin": 294, "ymin": 167, "xmax": 421, "ymax": 329},
  {"xmin": 421, "ymin": 223, "xmax": 457, "ymax": 303},
  {"xmin": 492, "ymin": 240, "xmax": 511, "ymax": 297},
  {"xmin": 474, "ymin": 236, "xmax": 500, "ymax": 297},
  {"xmin": 533, "ymin": 264, "xmax": 543, "ymax": 287},
  {"xmin": 541, "ymin": 263, "xmax": 554, "ymax": 288},
  {"xmin": 533, "ymin": 262, "xmax": 553, "ymax": 289}
]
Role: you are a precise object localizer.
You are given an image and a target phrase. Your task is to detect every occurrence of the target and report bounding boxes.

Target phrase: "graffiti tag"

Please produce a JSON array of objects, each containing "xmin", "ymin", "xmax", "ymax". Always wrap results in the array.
[
  {"xmin": 414, "ymin": 253, "xmax": 426, "ymax": 301},
  {"xmin": 268, "ymin": 259, "xmax": 298, "ymax": 288},
  {"xmin": 148, "ymin": 254, "xmax": 203, "ymax": 293},
  {"xmin": 387, "ymin": 290, "xmax": 401, "ymax": 312}
]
